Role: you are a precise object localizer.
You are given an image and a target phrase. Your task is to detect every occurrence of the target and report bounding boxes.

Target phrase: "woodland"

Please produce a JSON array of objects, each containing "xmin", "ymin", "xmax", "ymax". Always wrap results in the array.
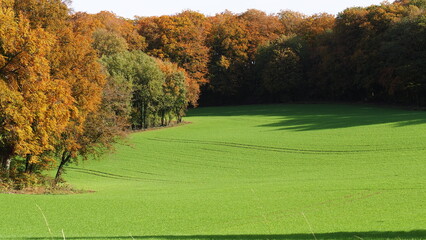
[{"xmin": 0, "ymin": 0, "xmax": 425, "ymax": 191}]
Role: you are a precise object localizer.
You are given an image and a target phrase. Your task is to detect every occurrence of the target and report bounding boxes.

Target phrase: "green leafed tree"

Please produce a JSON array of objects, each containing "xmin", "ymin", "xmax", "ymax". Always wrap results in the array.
[
  {"xmin": 156, "ymin": 60, "xmax": 188, "ymax": 124},
  {"xmin": 101, "ymin": 51, "xmax": 165, "ymax": 129},
  {"xmin": 92, "ymin": 29, "xmax": 129, "ymax": 57}
]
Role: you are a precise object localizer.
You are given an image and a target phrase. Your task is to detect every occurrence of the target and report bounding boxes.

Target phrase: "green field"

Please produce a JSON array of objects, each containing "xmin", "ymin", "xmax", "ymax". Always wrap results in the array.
[{"xmin": 0, "ymin": 104, "xmax": 425, "ymax": 240}]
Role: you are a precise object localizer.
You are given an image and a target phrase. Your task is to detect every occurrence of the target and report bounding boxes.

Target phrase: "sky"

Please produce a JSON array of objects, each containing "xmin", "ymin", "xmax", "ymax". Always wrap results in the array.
[{"xmin": 71, "ymin": 0, "xmax": 385, "ymax": 19}]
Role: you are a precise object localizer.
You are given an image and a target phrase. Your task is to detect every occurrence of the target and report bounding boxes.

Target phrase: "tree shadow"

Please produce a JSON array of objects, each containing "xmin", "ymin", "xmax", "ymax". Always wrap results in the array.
[
  {"xmin": 188, "ymin": 104, "xmax": 426, "ymax": 131},
  {"xmin": 9, "ymin": 230, "xmax": 426, "ymax": 239}
]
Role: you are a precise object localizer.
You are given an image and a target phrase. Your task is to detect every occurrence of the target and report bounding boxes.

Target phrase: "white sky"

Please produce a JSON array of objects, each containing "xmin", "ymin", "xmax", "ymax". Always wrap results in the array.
[{"xmin": 70, "ymin": 0, "xmax": 385, "ymax": 19}]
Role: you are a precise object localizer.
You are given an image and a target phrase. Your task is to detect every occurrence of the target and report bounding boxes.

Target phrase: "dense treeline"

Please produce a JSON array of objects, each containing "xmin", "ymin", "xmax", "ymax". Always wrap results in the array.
[
  {"xmin": 134, "ymin": 1, "xmax": 426, "ymax": 106},
  {"xmin": 310, "ymin": 0, "xmax": 426, "ymax": 105},
  {"xmin": 1, "ymin": 0, "xmax": 425, "ymax": 190},
  {"xmin": 271, "ymin": 0, "xmax": 426, "ymax": 106},
  {"xmin": 258, "ymin": 1, "xmax": 426, "ymax": 105}
]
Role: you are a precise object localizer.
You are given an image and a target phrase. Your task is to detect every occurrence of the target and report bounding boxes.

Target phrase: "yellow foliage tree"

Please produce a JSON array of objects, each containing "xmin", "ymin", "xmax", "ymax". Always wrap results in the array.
[{"xmin": 0, "ymin": 0, "xmax": 74, "ymax": 175}]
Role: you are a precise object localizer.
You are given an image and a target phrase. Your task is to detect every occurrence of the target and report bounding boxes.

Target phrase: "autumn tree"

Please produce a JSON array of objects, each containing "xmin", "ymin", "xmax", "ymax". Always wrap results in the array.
[
  {"xmin": 50, "ymin": 29, "xmax": 106, "ymax": 181},
  {"xmin": 205, "ymin": 11, "xmax": 249, "ymax": 102},
  {"xmin": 238, "ymin": 10, "xmax": 285, "ymax": 99},
  {"xmin": 13, "ymin": 0, "xmax": 69, "ymax": 31},
  {"xmin": 72, "ymin": 11, "xmax": 146, "ymax": 51},
  {"xmin": 94, "ymin": 11, "xmax": 146, "ymax": 51},
  {"xmin": 278, "ymin": 10, "xmax": 307, "ymax": 35},
  {"xmin": 204, "ymin": 10, "xmax": 285, "ymax": 104},
  {"xmin": 137, "ymin": 11, "xmax": 210, "ymax": 106},
  {"xmin": 54, "ymin": 68, "xmax": 131, "ymax": 184},
  {"xmin": 296, "ymin": 13, "xmax": 335, "ymax": 41},
  {"xmin": 0, "ymin": 0, "xmax": 109, "ymax": 188},
  {"xmin": 239, "ymin": 9, "xmax": 284, "ymax": 58},
  {"xmin": 0, "ymin": 0, "xmax": 74, "ymax": 178}
]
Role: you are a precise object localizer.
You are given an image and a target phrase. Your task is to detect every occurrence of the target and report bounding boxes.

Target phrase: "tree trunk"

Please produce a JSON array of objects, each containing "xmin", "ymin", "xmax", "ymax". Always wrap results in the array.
[
  {"xmin": 1, "ymin": 147, "xmax": 13, "ymax": 179},
  {"xmin": 54, "ymin": 152, "xmax": 71, "ymax": 186},
  {"xmin": 4, "ymin": 158, "xmax": 11, "ymax": 179},
  {"xmin": 167, "ymin": 114, "xmax": 172, "ymax": 126},
  {"xmin": 140, "ymin": 101, "xmax": 144, "ymax": 129},
  {"xmin": 177, "ymin": 113, "xmax": 182, "ymax": 123},
  {"xmin": 161, "ymin": 110, "xmax": 165, "ymax": 126},
  {"xmin": 25, "ymin": 154, "xmax": 32, "ymax": 173},
  {"xmin": 1, "ymin": 156, "xmax": 6, "ymax": 170},
  {"xmin": 142, "ymin": 104, "xmax": 148, "ymax": 129}
]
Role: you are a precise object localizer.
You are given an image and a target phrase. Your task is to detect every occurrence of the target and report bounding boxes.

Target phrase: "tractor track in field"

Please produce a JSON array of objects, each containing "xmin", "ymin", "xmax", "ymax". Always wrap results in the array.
[
  {"xmin": 68, "ymin": 167, "xmax": 193, "ymax": 183},
  {"xmin": 148, "ymin": 137, "xmax": 419, "ymax": 155},
  {"xmin": 122, "ymin": 169, "xmax": 165, "ymax": 176}
]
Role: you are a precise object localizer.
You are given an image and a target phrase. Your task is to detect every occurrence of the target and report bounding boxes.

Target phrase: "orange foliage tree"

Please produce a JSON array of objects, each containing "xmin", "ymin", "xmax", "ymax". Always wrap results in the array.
[
  {"xmin": 15, "ymin": 0, "xmax": 106, "ymax": 175},
  {"xmin": 278, "ymin": 10, "xmax": 307, "ymax": 35},
  {"xmin": 1, "ymin": 0, "xmax": 106, "ymax": 184},
  {"xmin": 297, "ymin": 13, "xmax": 335, "ymax": 41},
  {"xmin": 72, "ymin": 11, "xmax": 146, "ymax": 52},
  {"xmin": 0, "ymin": 0, "xmax": 75, "ymax": 176},
  {"xmin": 205, "ymin": 10, "xmax": 284, "ymax": 103},
  {"xmin": 206, "ymin": 11, "xmax": 249, "ymax": 97},
  {"xmin": 137, "ymin": 11, "xmax": 210, "ymax": 106},
  {"xmin": 239, "ymin": 9, "xmax": 284, "ymax": 61}
]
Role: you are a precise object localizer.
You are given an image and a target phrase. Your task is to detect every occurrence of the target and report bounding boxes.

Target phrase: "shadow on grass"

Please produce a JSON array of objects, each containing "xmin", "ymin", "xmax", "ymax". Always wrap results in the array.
[
  {"xmin": 7, "ymin": 230, "xmax": 426, "ymax": 239},
  {"xmin": 188, "ymin": 104, "xmax": 426, "ymax": 131}
]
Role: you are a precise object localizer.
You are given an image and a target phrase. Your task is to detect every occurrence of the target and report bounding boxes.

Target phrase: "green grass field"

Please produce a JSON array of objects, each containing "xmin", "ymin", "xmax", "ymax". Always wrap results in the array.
[{"xmin": 0, "ymin": 104, "xmax": 425, "ymax": 240}]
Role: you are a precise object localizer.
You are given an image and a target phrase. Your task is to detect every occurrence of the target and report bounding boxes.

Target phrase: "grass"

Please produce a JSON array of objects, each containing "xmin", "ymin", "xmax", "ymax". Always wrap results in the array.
[{"xmin": 0, "ymin": 104, "xmax": 425, "ymax": 240}]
